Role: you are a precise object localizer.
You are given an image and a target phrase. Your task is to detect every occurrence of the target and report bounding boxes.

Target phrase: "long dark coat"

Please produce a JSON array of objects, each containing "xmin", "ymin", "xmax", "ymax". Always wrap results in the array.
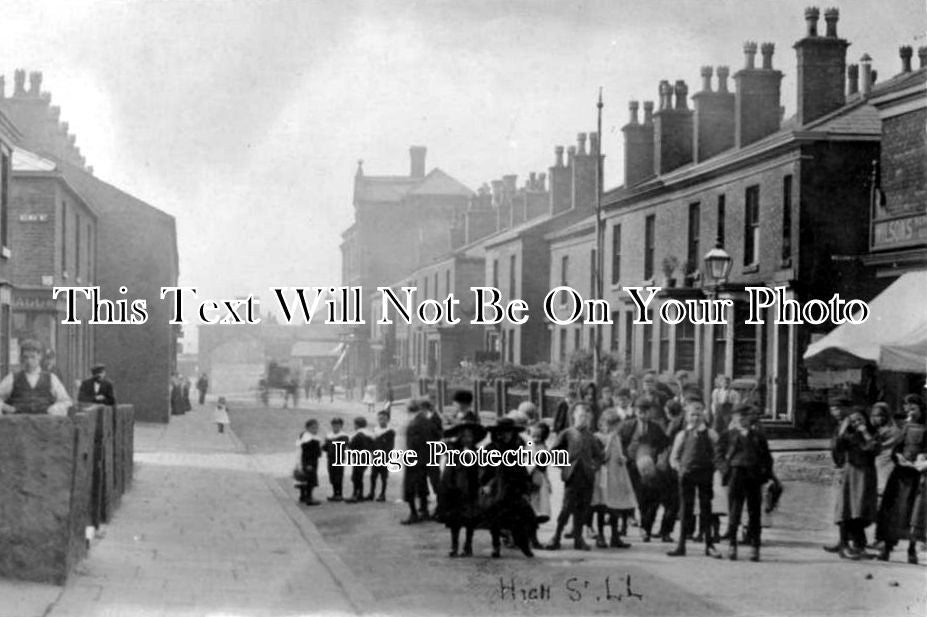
[
  {"xmin": 478, "ymin": 438, "xmax": 536, "ymax": 533},
  {"xmin": 832, "ymin": 429, "xmax": 879, "ymax": 524},
  {"xmin": 876, "ymin": 424, "xmax": 927, "ymax": 543}
]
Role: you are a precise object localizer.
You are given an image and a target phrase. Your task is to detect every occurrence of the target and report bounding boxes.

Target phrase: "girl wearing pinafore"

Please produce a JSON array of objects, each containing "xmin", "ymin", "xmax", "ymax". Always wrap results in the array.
[
  {"xmin": 214, "ymin": 397, "xmax": 230, "ymax": 433},
  {"xmin": 591, "ymin": 409, "xmax": 635, "ymax": 548}
]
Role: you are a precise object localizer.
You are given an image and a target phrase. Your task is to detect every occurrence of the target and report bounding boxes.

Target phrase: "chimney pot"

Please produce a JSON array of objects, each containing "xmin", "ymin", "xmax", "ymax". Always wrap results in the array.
[
  {"xmin": 589, "ymin": 131, "xmax": 600, "ymax": 155},
  {"xmin": 529, "ymin": 172, "xmax": 537, "ymax": 189},
  {"xmin": 28, "ymin": 71, "xmax": 42, "ymax": 96},
  {"xmin": 538, "ymin": 172, "xmax": 547, "ymax": 191},
  {"xmin": 356, "ymin": 159, "xmax": 364, "ymax": 177},
  {"xmin": 919, "ymin": 46, "xmax": 927, "ymax": 68},
  {"xmin": 900, "ymin": 46, "xmax": 913, "ymax": 73},
  {"xmin": 805, "ymin": 6, "xmax": 820, "ymax": 37},
  {"xmin": 674, "ymin": 80, "xmax": 689, "ymax": 110},
  {"xmin": 628, "ymin": 100, "xmax": 640, "ymax": 125},
  {"xmin": 567, "ymin": 145, "xmax": 576, "ymax": 161},
  {"xmin": 13, "ymin": 69, "xmax": 25, "ymax": 96},
  {"xmin": 700, "ymin": 66, "xmax": 713, "ymax": 92},
  {"xmin": 643, "ymin": 100, "xmax": 654, "ymax": 124},
  {"xmin": 554, "ymin": 145, "xmax": 564, "ymax": 167},
  {"xmin": 823, "ymin": 7, "xmax": 839, "ymax": 38},
  {"xmin": 860, "ymin": 54, "xmax": 873, "ymax": 96},
  {"xmin": 658, "ymin": 80, "xmax": 672, "ymax": 110},
  {"xmin": 577, "ymin": 132, "xmax": 587, "ymax": 155},
  {"xmin": 760, "ymin": 42, "xmax": 775, "ymax": 69},
  {"xmin": 847, "ymin": 64, "xmax": 859, "ymax": 95},
  {"xmin": 743, "ymin": 41, "xmax": 758, "ymax": 69},
  {"xmin": 716, "ymin": 66, "xmax": 730, "ymax": 92}
]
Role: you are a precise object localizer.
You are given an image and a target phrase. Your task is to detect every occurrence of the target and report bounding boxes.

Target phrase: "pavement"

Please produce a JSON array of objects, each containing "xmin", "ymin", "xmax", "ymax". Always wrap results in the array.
[
  {"xmin": 0, "ymin": 398, "xmax": 363, "ymax": 617},
  {"xmin": 1, "ymin": 393, "xmax": 925, "ymax": 617}
]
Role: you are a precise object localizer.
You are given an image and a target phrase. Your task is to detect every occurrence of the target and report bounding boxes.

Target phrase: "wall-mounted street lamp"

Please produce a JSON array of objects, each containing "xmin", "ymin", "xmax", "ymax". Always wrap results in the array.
[{"xmin": 703, "ymin": 239, "xmax": 732, "ymax": 292}]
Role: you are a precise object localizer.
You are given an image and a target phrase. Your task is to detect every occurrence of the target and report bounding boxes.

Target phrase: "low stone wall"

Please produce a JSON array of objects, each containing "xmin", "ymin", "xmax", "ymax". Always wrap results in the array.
[
  {"xmin": 0, "ymin": 404, "xmax": 136, "ymax": 585},
  {"xmin": 0, "ymin": 414, "xmax": 95, "ymax": 585}
]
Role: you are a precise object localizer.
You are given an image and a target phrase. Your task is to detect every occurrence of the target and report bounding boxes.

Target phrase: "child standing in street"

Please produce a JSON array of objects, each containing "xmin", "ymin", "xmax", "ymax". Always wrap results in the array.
[
  {"xmin": 592, "ymin": 409, "xmax": 635, "ymax": 548},
  {"xmin": 324, "ymin": 417, "xmax": 349, "ymax": 501},
  {"xmin": 346, "ymin": 416, "xmax": 374, "ymax": 503},
  {"xmin": 369, "ymin": 409, "xmax": 395, "ymax": 501},
  {"xmin": 527, "ymin": 421, "xmax": 553, "ymax": 549},
  {"xmin": 214, "ymin": 397, "xmax": 230, "ymax": 434},
  {"xmin": 295, "ymin": 419, "xmax": 322, "ymax": 506}
]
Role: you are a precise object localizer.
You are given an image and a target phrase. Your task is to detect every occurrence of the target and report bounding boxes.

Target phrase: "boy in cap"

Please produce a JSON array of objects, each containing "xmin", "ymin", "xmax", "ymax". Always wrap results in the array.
[
  {"xmin": 295, "ymin": 419, "xmax": 322, "ymax": 505},
  {"xmin": 368, "ymin": 408, "xmax": 395, "ymax": 502},
  {"xmin": 345, "ymin": 416, "xmax": 374, "ymax": 503},
  {"xmin": 324, "ymin": 417, "xmax": 349, "ymax": 501},
  {"xmin": 716, "ymin": 404, "xmax": 773, "ymax": 561},
  {"xmin": 667, "ymin": 396, "xmax": 721, "ymax": 558}
]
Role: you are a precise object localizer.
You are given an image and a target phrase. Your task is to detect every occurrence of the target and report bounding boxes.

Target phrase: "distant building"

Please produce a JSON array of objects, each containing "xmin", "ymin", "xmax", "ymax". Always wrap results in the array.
[
  {"xmin": 0, "ymin": 70, "xmax": 179, "ymax": 422},
  {"xmin": 341, "ymin": 147, "xmax": 472, "ymax": 380}
]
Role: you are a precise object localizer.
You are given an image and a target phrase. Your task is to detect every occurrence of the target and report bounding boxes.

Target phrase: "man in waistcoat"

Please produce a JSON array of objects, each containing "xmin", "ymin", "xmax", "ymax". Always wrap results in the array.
[
  {"xmin": 667, "ymin": 396, "xmax": 721, "ymax": 558},
  {"xmin": 0, "ymin": 339, "xmax": 72, "ymax": 416}
]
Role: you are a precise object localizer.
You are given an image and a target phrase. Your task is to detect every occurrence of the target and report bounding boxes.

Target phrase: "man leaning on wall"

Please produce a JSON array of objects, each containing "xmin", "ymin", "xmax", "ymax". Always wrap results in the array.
[{"xmin": 0, "ymin": 339, "xmax": 73, "ymax": 416}]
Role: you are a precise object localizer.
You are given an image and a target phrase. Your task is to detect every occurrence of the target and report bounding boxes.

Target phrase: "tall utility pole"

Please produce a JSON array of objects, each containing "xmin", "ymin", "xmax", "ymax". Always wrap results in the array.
[{"xmin": 593, "ymin": 88, "xmax": 604, "ymax": 386}]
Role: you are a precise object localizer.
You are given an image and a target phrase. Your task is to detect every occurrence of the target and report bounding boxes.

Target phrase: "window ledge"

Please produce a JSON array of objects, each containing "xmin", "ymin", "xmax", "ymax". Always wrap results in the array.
[{"xmin": 743, "ymin": 264, "xmax": 759, "ymax": 274}]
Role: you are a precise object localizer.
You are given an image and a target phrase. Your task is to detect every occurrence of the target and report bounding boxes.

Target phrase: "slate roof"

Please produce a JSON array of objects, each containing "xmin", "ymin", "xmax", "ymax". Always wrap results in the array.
[{"xmin": 355, "ymin": 168, "xmax": 472, "ymax": 203}]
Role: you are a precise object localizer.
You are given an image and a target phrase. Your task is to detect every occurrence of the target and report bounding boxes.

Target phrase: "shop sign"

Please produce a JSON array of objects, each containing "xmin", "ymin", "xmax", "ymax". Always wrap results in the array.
[{"xmin": 871, "ymin": 212, "xmax": 927, "ymax": 250}]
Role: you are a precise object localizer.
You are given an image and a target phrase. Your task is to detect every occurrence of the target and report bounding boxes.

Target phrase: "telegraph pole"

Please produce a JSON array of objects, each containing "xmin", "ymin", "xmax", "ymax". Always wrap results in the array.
[{"xmin": 593, "ymin": 88, "xmax": 604, "ymax": 386}]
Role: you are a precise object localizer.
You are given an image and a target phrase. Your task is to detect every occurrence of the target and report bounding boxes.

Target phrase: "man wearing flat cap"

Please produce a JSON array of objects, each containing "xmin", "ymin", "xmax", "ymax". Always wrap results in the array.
[
  {"xmin": 0, "ymin": 339, "xmax": 72, "ymax": 416},
  {"xmin": 78, "ymin": 363, "xmax": 117, "ymax": 407}
]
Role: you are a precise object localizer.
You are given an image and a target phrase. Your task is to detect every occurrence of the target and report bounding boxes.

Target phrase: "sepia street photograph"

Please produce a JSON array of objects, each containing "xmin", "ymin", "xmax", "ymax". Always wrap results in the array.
[{"xmin": 0, "ymin": 1, "xmax": 926, "ymax": 616}]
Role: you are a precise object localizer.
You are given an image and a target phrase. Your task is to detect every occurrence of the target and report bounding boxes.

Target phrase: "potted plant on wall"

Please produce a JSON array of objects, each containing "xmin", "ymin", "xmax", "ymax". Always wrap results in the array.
[
  {"xmin": 683, "ymin": 259, "xmax": 698, "ymax": 287},
  {"xmin": 661, "ymin": 255, "xmax": 679, "ymax": 288}
]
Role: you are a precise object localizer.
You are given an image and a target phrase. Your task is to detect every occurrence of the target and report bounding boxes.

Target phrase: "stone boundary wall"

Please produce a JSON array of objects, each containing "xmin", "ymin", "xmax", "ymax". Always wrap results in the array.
[{"xmin": 0, "ymin": 404, "xmax": 135, "ymax": 585}]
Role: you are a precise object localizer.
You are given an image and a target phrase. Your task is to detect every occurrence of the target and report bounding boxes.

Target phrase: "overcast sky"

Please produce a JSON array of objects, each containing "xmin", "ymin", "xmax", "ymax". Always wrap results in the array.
[{"xmin": 3, "ymin": 0, "xmax": 924, "ymax": 305}]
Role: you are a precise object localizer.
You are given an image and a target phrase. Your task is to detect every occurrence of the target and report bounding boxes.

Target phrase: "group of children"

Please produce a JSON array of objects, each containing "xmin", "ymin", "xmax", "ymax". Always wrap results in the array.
[
  {"xmin": 294, "ymin": 409, "xmax": 396, "ymax": 506},
  {"xmin": 290, "ymin": 379, "xmax": 780, "ymax": 562}
]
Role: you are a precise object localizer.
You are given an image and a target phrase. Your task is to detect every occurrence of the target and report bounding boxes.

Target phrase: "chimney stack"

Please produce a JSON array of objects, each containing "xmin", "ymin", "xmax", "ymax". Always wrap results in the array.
[
  {"xmin": 860, "ymin": 53, "xmax": 873, "ymax": 97},
  {"xmin": 794, "ymin": 7, "xmax": 848, "ymax": 125},
  {"xmin": 900, "ymin": 46, "xmax": 913, "ymax": 73},
  {"xmin": 549, "ymin": 145, "xmax": 573, "ymax": 215},
  {"xmin": 409, "ymin": 146, "xmax": 426, "ymax": 178},
  {"xmin": 735, "ymin": 41, "xmax": 783, "ymax": 147},
  {"xmin": 571, "ymin": 135, "xmax": 597, "ymax": 209},
  {"xmin": 919, "ymin": 47, "xmax": 927, "ymax": 69},
  {"xmin": 622, "ymin": 100, "xmax": 655, "ymax": 186},
  {"xmin": 847, "ymin": 64, "xmax": 859, "ymax": 95},
  {"xmin": 693, "ymin": 66, "xmax": 735, "ymax": 162},
  {"xmin": 654, "ymin": 80, "xmax": 694, "ymax": 175}
]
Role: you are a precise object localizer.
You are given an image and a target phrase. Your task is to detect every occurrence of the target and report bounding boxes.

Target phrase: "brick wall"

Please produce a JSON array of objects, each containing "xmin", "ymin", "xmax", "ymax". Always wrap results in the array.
[{"xmin": 881, "ymin": 107, "xmax": 927, "ymax": 214}]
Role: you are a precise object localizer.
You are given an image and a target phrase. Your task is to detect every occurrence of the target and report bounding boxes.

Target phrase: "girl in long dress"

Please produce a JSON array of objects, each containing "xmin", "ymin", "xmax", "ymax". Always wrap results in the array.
[
  {"xmin": 876, "ymin": 394, "xmax": 927, "ymax": 564},
  {"xmin": 592, "ymin": 409, "xmax": 635, "ymax": 548},
  {"xmin": 832, "ymin": 410, "xmax": 880, "ymax": 557},
  {"xmin": 527, "ymin": 421, "xmax": 553, "ymax": 549}
]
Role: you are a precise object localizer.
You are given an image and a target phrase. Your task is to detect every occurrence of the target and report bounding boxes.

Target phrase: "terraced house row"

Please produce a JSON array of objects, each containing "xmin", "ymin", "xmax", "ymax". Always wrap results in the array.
[
  {"xmin": 341, "ymin": 8, "xmax": 927, "ymax": 434},
  {"xmin": 0, "ymin": 69, "xmax": 179, "ymax": 422}
]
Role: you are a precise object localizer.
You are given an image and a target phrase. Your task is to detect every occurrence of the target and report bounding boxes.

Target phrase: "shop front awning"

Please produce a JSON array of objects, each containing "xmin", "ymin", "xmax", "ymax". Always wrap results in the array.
[{"xmin": 803, "ymin": 270, "xmax": 927, "ymax": 373}]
